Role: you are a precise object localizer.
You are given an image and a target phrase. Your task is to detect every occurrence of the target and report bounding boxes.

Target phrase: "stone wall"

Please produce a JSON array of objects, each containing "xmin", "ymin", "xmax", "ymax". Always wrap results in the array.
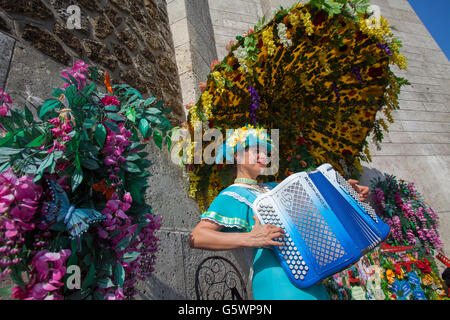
[{"xmin": 0, "ymin": 0, "xmax": 184, "ymax": 123}]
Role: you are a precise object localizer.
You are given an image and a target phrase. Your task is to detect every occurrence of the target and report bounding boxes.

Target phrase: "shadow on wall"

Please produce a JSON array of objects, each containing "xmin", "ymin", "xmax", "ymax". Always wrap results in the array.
[
  {"xmin": 359, "ymin": 165, "xmax": 386, "ymax": 190},
  {"xmin": 135, "ymin": 274, "xmax": 187, "ymax": 300}
]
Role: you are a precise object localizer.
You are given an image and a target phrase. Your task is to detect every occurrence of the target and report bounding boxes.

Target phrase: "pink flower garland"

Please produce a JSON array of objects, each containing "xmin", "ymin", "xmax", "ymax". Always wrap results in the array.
[
  {"xmin": 61, "ymin": 61, "xmax": 89, "ymax": 90},
  {"xmin": 0, "ymin": 169, "xmax": 42, "ymax": 278},
  {"xmin": 102, "ymin": 121, "xmax": 132, "ymax": 188},
  {"xmin": 11, "ymin": 249, "xmax": 71, "ymax": 300},
  {"xmin": 95, "ymin": 192, "xmax": 161, "ymax": 299}
]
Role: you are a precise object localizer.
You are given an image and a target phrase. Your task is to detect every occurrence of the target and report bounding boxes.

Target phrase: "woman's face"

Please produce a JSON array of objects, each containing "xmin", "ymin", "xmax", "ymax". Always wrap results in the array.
[{"xmin": 235, "ymin": 146, "xmax": 268, "ymax": 178}]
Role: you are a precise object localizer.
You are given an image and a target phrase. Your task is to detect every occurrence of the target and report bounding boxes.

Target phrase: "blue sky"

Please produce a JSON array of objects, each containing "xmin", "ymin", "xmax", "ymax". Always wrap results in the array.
[{"xmin": 407, "ymin": 0, "xmax": 450, "ymax": 61}]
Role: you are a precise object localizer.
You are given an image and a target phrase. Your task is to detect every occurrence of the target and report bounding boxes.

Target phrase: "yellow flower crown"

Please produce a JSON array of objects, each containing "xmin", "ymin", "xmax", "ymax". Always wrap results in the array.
[{"xmin": 217, "ymin": 124, "xmax": 272, "ymax": 163}]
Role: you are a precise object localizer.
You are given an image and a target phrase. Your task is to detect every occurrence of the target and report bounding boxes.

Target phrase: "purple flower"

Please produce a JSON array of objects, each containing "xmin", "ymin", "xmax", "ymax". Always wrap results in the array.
[
  {"xmin": 351, "ymin": 67, "xmax": 364, "ymax": 84},
  {"xmin": 61, "ymin": 61, "xmax": 89, "ymax": 90},
  {"xmin": 377, "ymin": 43, "xmax": 393, "ymax": 56},
  {"xmin": 331, "ymin": 81, "xmax": 341, "ymax": 100},
  {"xmin": 123, "ymin": 192, "xmax": 133, "ymax": 204},
  {"xmin": 248, "ymin": 86, "xmax": 260, "ymax": 125},
  {"xmin": 0, "ymin": 89, "xmax": 12, "ymax": 117}
]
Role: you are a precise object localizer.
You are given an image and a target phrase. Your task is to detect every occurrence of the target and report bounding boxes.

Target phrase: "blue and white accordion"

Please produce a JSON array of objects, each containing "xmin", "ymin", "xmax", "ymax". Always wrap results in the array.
[{"xmin": 252, "ymin": 163, "xmax": 390, "ymax": 288}]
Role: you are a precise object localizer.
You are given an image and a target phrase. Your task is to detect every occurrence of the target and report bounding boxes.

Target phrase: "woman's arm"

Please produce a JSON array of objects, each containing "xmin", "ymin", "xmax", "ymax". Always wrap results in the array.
[{"xmin": 189, "ymin": 216, "xmax": 283, "ymax": 250}]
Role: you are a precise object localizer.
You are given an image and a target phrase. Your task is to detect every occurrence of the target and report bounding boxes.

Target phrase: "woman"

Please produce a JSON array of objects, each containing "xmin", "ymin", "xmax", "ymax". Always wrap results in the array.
[{"xmin": 189, "ymin": 126, "xmax": 370, "ymax": 300}]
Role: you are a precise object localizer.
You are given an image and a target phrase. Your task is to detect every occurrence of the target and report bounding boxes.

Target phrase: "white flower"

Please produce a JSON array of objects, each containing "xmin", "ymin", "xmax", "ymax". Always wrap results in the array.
[
  {"xmin": 277, "ymin": 23, "xmax": 292, "ymax": 48},
  {"xmin": 234, "ymin": 46, "xmax": 249, "ymax": 72}
]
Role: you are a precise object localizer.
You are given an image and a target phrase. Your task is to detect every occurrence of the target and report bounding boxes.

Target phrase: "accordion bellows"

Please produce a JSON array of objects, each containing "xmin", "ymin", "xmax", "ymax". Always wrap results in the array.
[{"xmin": 252, "ymin": 163, "xmax": 390, "ymax": 288}]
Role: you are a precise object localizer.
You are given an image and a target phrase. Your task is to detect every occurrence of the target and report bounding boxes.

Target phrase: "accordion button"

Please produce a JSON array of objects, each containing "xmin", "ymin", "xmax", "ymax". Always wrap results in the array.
[
  {"xmin": 289, "ymin": 255, "xmax": 293, "ymax": 260},
  {"xmin": 288, "ymin": 264, "xmax": 293, "ymax": 269},
  {"xmin": 302, "ymin": 270, "xmax": 307, "ymax": 275},
  {"xmin": 300, "ymin": 275, "xmax": 304, "ymax": 280},
  {"xmin": 294, "ymin": 275, "xmax": 299, "ymax": 280},
  {"xmin": 305, "ymin": 266, "xmax": 309, "ymax": 271},
  {"xmin": 299, "ymin": 265, "xmax": 303, "ymax": 270},
  {"xmin": 293, "ymin": 255, "xmax": 298, "ymax": 260},
  {"xmin": 291, "ymin": 270, "xmax": 296, "ymax": 275},
  {"xmin": 281, "ymin": 250, "xmax": 285, "ymax": 255},
  {"xmin": 294, "ymin": 265, "xmax": 298, "ymax": 270},
  {"xmin": 302, "ymin": 261, "xmax": 306, "ymax": 265},
  {"xmin": 284, "ymin": 255, "xmax": 288, "ymax": 260}
]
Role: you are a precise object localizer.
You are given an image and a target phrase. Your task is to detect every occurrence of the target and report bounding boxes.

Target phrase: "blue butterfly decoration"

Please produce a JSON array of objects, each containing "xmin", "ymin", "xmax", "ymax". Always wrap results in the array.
[{"xmin": 43, "ymin": 179, "xmax": 106, "ymax": 239}]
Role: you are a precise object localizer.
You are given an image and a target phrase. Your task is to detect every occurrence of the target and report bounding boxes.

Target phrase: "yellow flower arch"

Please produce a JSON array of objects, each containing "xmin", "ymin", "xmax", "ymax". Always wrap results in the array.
[{"xmin": 183, "ymin": 1, "xmax": 409, "ymax": 209}]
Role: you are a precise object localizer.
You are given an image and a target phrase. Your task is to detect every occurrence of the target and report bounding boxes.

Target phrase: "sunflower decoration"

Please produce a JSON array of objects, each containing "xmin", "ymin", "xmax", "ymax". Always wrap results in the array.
[{"xmin": 183, "ymin": 0, "xmax": 410, "ymax": 208}]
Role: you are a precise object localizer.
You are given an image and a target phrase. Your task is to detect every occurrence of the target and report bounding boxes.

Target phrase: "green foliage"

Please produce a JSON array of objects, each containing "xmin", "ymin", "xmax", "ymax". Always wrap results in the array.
[{"xmin": 0, "ymin": 63, "xmax": 172, "ymax": 300}]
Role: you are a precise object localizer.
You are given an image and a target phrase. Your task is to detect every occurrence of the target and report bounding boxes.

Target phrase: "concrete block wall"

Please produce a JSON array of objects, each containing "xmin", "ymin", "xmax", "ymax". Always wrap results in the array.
[
  {"xmin": 167, "ymin": 0, "xmax": 218, "ymax": 108},
  {"xmin": 208, "ymin": 0, "xmax": 263, "ymax": 60}
]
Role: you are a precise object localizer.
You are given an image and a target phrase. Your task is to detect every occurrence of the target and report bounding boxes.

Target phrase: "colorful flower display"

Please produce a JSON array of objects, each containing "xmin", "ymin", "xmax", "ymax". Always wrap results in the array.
[
  {"xmin": 0, "ymin": 61, "xmax": 173, "ymax": 299},
  {"xmin": 325, "ymin": 245, "xmax": 449, "ymax": 300},
  {"xmin": 183, "ymin": 0, "xmax": 409, "ymax": 209},
  {"xmin": 324, "ymin": 174, "xmax": 448, "ymax": 300},
  {"xmin": 371, "ymin": 174, "xmax": 442, "ymax": 252}
]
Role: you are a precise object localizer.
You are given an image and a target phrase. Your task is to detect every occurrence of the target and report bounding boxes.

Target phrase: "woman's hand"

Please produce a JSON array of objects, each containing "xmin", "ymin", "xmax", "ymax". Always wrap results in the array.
[
  {"xmin": 246, "ymin": 215, "xmax": 284, "ymax": 247},
  {"xmin": 347, "ymin": 179, "xmax": 370, "ymax": 202}
]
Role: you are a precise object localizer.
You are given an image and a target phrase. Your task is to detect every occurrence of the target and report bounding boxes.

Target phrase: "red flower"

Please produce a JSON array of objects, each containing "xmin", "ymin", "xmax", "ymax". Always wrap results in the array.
[
  {"xmin": 210, "ymin": 60, "xmax": 220, "ymax": 71},
  {"xmin": 355, "ymin": 31, "xmax": 368, "ymax": 42},
  {"xmin": 368, "ymin": 67, "xmax": 383, "ymax": 78},
  {"xmin": 233, "ymin": 73, "xmax": 242, "ymax": 82},
  {"xmin": 297, "ymin": 136, "xmax": 306, "ymax": 145},
  {"xmin": 342, "ymin": 149, "xmax": 352, "ymax": 156},
  {"xmin": 394, "ymin": 264, "xmax": 402, "ymax": 275},
  {"xmin": 416, "ymin": 259, "xmax": 431, "ymax": 274},
  {"xmin": 99, "ymin": 95, "xmax": 120, "ymax": 106},
  {"xmin": 256, "ymin": 38, "xmax": 263, "ymax": 49},
  {"xmin": 312, "ymin": 10, "xmax": 327, "ymax": 26}
]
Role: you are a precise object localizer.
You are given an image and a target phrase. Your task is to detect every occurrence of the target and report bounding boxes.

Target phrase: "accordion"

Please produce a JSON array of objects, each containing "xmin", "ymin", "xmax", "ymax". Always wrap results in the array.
[{"xmin": 252, "ymin": 163, "xmax": 390, "ymax": 288}]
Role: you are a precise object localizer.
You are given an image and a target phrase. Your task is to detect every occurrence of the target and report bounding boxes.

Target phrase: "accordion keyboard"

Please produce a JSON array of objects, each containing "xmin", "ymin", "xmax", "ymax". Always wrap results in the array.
[
  {"xmin": 281, "ymin": 181, "xmax": 346, "ymax": 268},
  {"xmin": 257, "ymin": 203, "xmax": 309, "ymax": 280}
]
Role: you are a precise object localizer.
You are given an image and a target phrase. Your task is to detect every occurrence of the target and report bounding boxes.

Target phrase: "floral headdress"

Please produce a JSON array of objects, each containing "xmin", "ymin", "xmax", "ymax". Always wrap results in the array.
[{"xmin": 215, "ymin": 124, "xmax": 272, "ymax": 163}]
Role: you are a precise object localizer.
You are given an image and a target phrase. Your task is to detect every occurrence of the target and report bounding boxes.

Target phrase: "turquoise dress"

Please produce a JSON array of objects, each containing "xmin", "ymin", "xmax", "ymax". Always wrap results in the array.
[{"xmin": 199, "ymin": 182, "xmax": 330, "ymax": 300}]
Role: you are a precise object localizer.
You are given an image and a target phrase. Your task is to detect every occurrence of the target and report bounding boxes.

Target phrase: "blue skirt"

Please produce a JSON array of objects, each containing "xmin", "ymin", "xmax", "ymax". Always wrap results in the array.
[{"xmin": 252, "ymin": 248, "xmax": 330, "ymax": 300}]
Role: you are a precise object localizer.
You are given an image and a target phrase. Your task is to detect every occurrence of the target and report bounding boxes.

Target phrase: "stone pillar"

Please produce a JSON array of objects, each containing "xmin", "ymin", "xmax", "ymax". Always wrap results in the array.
[{"xmin": 168, "ymin": 0, "xmax": 218, "ymax": 110}]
